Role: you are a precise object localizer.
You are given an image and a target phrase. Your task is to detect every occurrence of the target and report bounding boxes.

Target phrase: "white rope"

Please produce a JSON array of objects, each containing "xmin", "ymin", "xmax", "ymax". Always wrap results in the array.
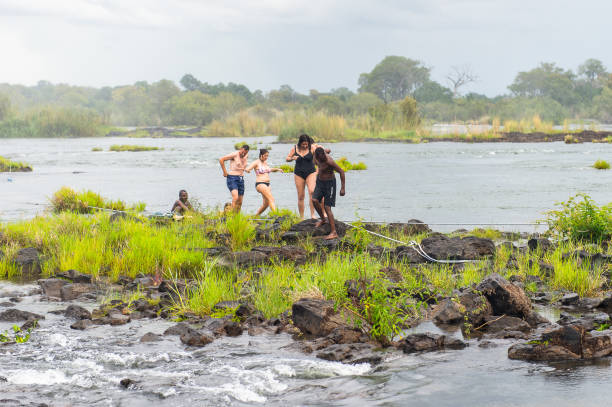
[{"xmin": 347, "ymin": 223, "xmax": 475, "ymax": 264}]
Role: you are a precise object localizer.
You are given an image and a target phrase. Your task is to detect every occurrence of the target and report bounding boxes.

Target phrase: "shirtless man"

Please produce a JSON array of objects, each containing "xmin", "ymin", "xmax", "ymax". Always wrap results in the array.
[
  {"xmin": 312, "ymin": 147, "xmax": 346, "ymax": 239},
  {"xmin": 219, "ymin": 144, "xmax": 249, "ymax": 212},
  {"xmin": 171, "ymin": 189, "xmax": 193, "ymax": 214}
]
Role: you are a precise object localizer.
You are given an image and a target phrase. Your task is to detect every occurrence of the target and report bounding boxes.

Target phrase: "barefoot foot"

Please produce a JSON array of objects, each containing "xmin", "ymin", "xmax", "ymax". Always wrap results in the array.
[
  {"xmin": 324, "ymin": 232, "xmax": 338, "ymax": 240},
  {"xmin": 315, "ymin": 219, "xmax": 327, "ymax": 228}
]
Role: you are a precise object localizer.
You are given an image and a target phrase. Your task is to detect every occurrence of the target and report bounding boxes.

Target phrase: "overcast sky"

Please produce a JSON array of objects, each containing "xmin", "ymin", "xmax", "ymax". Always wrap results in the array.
[{"xmin": 0, "ymin": 0, "xmax": 610, "ymax": 96}]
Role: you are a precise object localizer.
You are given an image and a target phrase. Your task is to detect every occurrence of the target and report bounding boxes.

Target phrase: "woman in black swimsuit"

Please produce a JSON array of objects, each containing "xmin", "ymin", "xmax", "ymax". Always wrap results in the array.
[{"xmin": 285, "ymin": 134, "xmax": 330, "ymax": 219}]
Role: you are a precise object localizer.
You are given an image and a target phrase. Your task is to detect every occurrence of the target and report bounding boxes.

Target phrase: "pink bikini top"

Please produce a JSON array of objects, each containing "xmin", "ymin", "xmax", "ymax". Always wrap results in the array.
[{"xmin": 255, "ymin": 163, "xmax": 271, "ymax": 175}]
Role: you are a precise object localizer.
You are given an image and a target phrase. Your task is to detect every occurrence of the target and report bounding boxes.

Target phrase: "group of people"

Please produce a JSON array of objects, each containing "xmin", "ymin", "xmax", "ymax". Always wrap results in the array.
[{"xmin": 173, "ymin": 134, "xmax": 346, "ymax": 240}]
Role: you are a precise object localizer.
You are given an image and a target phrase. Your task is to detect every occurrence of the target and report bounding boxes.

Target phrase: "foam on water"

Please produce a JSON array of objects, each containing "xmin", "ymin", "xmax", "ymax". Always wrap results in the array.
[{"xmin": 8, "ymin": 369, "xmax": 69, "ymax": 385}]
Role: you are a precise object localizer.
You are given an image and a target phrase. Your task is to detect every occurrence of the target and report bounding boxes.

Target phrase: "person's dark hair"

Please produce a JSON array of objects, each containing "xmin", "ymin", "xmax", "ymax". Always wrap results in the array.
[
  {"xmin": 259, "ymin": 148, "xmax": 269, "ymax": 158},
  {"xmin": 297, "ymin": 134, "xmax": 311, "ymax": 149},
  {"xmin": 179, "ymin": 189, "xmax": 187, "ymax": 197},
  {"xmin": 314, "ymin": 146, "xmax": 326, "ymax": 160},
  {"xmin": 241, "ymin": 144, "xmax": 250, "ymax": 151}
]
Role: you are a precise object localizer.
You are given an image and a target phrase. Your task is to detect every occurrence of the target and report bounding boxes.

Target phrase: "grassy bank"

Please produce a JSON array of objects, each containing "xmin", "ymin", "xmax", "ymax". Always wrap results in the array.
[
  {"xmin": 109, "ymin": 145, "xmax": 161, "ymax": 152},
  {"xmin": 1, "ymin": 192, "xmax": 611, "ymax": 342}
]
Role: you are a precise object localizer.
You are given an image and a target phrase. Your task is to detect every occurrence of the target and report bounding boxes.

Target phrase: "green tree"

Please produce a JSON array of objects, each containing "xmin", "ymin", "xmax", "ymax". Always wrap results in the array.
[
  {"xmin": 508, "ymin": 63, "xmax": 577, "ymax": 106},
  {"xmin": 347, "ymin": 92, "xmax": 382, "ymax": 114},
  {"xmin": 413, "ymin": 80, "xmax": 453, "ymax": 103},
  {"xmin": 180, "ymin": 74, "xmax": 203, "ymax": 91},
  {"xmin": 592, "ymin": 86, "xmax": 612, "ymax": 122},
  {"xmin": 167, "ymin": 91, "xmax": 214, "ymax": 125},
  {"xmin": 313, "ymin": 95, "xmax": 345, "ymax": 115},
  {"xmin": 578, "ymin": 59, "xmax": 608, "ymax": 85},
  {"xmin": 358, "ymin": 56, "xmax": 430, "ymax": 102},
  {"xmin": 399, "ymin": 96, "xmax": 420, "ymax": 127},
  {"xmin": 0, "ymin": 93, "xmax": 10, "ymax": 121}
]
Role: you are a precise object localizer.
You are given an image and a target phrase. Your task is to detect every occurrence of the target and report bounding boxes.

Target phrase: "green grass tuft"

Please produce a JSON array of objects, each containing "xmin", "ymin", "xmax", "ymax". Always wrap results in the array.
[
  {"xmin": 0, "ymin": 156, "xmax": 32, "ymax": 172},
  {"xmin": 109, "ymin": 145, "xmax": 161, "ymax": 152},
  {"xmin": 593, "ymin": 159, "xmax": 610, "ymax": 170}
]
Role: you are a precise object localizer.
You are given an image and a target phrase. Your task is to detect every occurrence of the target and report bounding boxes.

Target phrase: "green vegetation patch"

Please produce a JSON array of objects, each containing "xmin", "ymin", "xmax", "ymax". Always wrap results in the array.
[
  {"xmin": 0, "ymin": 156, "xmax": 32, "ymax": 172},
  {"xmin": 91, "ymin": 147, "xmax": 103, "ymax": 152},
  {"xmin": 277, "ymin": 164, "xmax": 293, "ymax": 173},
  {"xmin": 337, "ymin": 157, "xmax": 367, "ymax": 171},
  {"xmin": 544, "ymin": 193, "xmax": 612, "ymax": 242},
  {"xmin": 109, "ymin": 144, "xmax": 161, "ymax": 152},
  {"xmin": 50, "ymin": 186, "xmax": 146, "ymax": 214},
  {"xmin": 593, "ymin": 159, "xmax": 610, "ymax": 170}
]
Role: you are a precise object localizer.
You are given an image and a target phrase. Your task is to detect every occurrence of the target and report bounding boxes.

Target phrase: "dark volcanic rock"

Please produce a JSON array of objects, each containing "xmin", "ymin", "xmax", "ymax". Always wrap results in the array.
[
  {"xmin": 560, "ymin": 293, "xmax": 580, "ymax": 306},
  {"xmin": 527, "ymin": 237, "xmax": 553, "ymax": 252},
  {"xmin": 281, "ymin": 219, "xmax": 349, "ymax": 242},
  {"xmin": 71, "ymin": 319, "xmax": 93, "ymax": 330},
  {"xmin": 508, "ymin": 325, "xmax": 612, "ymax": 361},
  {"xmin": 164, "ymin": 322, "xmax": 193, "ymax": 336},
  {"xmin": 316, "ymin": 343, "xmax": 382, "ymax": 365},
  {"xmin": 38, "ymin": 278, "xmax": 69, "ymax": 298},
  {"xmin": 108, "ymin": 312, "xmax": 130, "ymax": 326},
  {"xmin": 400, "ymin": 333, "xmax": 467, "ymax": 354},
  {"xmin": 0, "ymin": 308, "xmax": 43, "ymax": 322},
  {"xmin": 251, "ymin": 245, "xmax": 308, "ymax": 264},
  {"xmin": 119, "ymin": 378, "xmax": 138, "ymax": 389},
  {"xmin": 64, "ymin": 305, "xmax": 91, "ymax": 320},
  {"xmin": 180, "ymin": 330, "xmax": 214, "ymax": 347},
  {"xmin": 479, "ymin": 315, "xmax": 531, "ymax": 334},
  {"xmin": 140, "ymin": 332, "xmax": 163, "ymax": 342},
  {"xmin": 292, "ymin": 298, "xmax": 344, "ymax": 337},
  {"xmin": 419, "ymin": 234, "xmax": 495, "ymax": 260},
  {"xmin": 223, "ymin": 320, "xmax": 244, "ymax": 337},
  {"xmin": 395, "ymin": 245, "xmax": 427, "ymax": 264},
  {"xmin": 476, "ymin": 273, "xmax": 531, "ymax": 318},
  {"xmin": 60, "ymin": 283, "xmax": 93, "ymax": 301},
  {"xmin": 55, "ymin": 269, "xmax": 92, "ymax": 284},
  {"xmin": 432, "ymin": 299, "xmax": 464, "ymax": 325}
]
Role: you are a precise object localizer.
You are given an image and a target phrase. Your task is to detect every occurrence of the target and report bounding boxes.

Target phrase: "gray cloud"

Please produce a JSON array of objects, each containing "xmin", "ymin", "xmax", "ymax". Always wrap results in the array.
[{"xmin": 0, "ymin": 0, "xmax": 610, "ymax": 95}]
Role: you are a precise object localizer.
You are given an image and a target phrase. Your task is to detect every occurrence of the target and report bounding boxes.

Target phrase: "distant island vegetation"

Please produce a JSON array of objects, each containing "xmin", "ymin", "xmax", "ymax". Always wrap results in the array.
[{"xmin": 0, "ymin": 56, "xmax": 610, "ymax": 142}]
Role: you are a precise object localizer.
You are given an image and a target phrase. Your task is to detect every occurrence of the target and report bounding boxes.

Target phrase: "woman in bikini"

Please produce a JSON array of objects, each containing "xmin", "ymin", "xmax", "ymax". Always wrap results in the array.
[
  {"xmin": 285, "ymin": 134, "xmax": 330, "ymax": 219},
  {"xmin": 246, "ymin": 149, "xmax": 281, "ymax": 215}
]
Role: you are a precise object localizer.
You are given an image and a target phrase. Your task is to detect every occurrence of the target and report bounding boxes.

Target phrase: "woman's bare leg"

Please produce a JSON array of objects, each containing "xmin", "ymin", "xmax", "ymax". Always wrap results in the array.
[
  {"xmin": 305, "ymin": 172, "xmax": 318, "ymax": 219},
  {"xmin": 294, "ymin": 174, "xmax": 306, "ymax": 219},
  {"xmin": 258, "ymin": 185, "xmax": 276, "ymax": 213}
]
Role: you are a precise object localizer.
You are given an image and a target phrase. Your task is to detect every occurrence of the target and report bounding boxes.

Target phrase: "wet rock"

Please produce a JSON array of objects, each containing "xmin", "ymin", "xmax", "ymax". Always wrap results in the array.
[
  {"xmin": 38, "ymin": 278, "xmax": 69, "ymax": 298},
  {"xmin": 562, "ymin": 250, "xmax": 612, "ymax": 269},
  {"xmin": 560, "ymin": 293, "xmax": 580, "ymax": 306},
  {"xmin": 70, "ymin": 319, "xmax": 93, "ymax": 330},
  {"xmin": 223, "ymin": 320, "xmax": 244, "ymax": 337},
  {"xmin": 457, "ymin": 290, "xmax": 493, "ymax": 326},
  {"xmin": 64, "ymin": 305, "xmax": 91, "ymax": 320},
  {"xmin": 213, "ymin": 300, "xmax": 241, "ymax": 312},
  {"xmin": 60, "ymin": 283, "xmax": 93, "ymax": 301},
  {"xmin": 292, "ymin": 298, "xmax": 345, "ymax": 337},
  {"xmin": 476, "ymin": 273, "xmax": 531, "ymax": 318},
  {"xmin": 0, "ymin": 309, "xmax": 43, "ymax": 322},
  {"xmin": 432, "ymin": 299, "xmax": 464, "ymax": 325},
  {"xmin": 400, "ymin": 333, "xmax": 467, "ymax": 354},
  {"xmin": 419, "ymin": 234, "xmax": 495, "ymax": 260},
  {"xmin": 131, "ymin": 298, "xmax": 151, "ymax": 312},
  {"xmin": 366, "ymin": 244, "xmax": 393, "ymax": 259},
  {"xmin": 126, "ymin": 276, "xmax": 156, "ymax": 290},
  {"xmin": 119, "ymin": 378, "xmax": 138, "ymax": 389},
  {"xmin": 108, "ymin": 312, "xmax": 130, "ymax": 326},
  {"xmin": 479, "ymin": 315, "xmax": 531, "ymax": 334},
  {"xmin": 528, "ymin": 237, "xmax": 553, "ymax": 252},
  {"xmin": 524, "ymin": 311, "xmax": 551, "ymax": 328},
  {"xmin": 200, "ymin": 246, "xmax": 230, "ymax": 257},
  {"xmin": 508, "ymin": 325, "xmax": 612, "ymax": 361},
  {"xmin": 595, "ymin": 294, "xmax": 612, "ymax": 313},
  {"xmin": 316, "ymin": 343, "xmax": 382, "ymax": 365},
  {"xmin": 0, "ymin": 302, "xmax": 14, "ymax": 307},
  {"xmin": 251, "ymin": 245, "xmax": 308, "ymax": 264},
  {"xmin": 14, "ymin": 247, "xmax": 42, "ymax": 277},
  {"xmin": 315, "ymin": 238, "xmax": 343, "ymax": 252},
  {"xmin": 140, "ymin": 332, "xmax": 162, "ymax": 342},
  {"xmin": 164, "ymin": 322, "xmax": 193, "ymax": 336},
  {"xmin": 20, "ymin": 319, "xmax": 39, "ymax": 331},
  {"xmin": 325, "ymin": 327, "xmax": 369, "ymax": 344},
  {"xmin": 557, "ymin": 312, "xmax": 610, "ymax": 331},
  {"xmin": 180, "ymin": 330, "xmax": 214, "ymax": 347},
  {"xmin": 217, "ymin": 251, "xmax": 268, "ymax": 268},
  {"xmin": 55, "ymin": 269, "xmax": 92, "ymax": 284},
  {"xmin": 281, "ymin": 219, "xmax": 349, "ymax": 242}
]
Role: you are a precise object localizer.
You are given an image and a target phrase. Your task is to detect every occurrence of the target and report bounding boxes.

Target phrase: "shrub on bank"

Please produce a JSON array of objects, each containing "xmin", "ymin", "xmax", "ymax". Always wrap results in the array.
[
  {"xmin": 545, "ymin": 193, "xmax": 612, "ymax": 242},
  {"xmin": 337, "ymin": 157, "xmax": 367, "ymax": 171}
]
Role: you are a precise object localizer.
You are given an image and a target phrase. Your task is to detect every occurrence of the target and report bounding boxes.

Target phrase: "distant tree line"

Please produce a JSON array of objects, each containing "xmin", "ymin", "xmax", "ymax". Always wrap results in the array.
[{"xmin": 0, "ymin": 56, "xmax": 610, "ymax": 137}]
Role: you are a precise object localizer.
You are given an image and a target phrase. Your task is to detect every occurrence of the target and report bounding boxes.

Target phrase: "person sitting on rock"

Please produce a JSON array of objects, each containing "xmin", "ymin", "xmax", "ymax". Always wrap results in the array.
[{"xmin": 171, "ymin": 190, "xmax": 193, "ymax": 214}]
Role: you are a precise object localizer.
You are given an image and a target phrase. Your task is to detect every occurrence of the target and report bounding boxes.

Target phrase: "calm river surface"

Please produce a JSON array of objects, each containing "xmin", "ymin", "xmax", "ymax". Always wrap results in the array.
[{"xmin": 2, "ymin": 137, "xmax": 612, "ymax": 232}]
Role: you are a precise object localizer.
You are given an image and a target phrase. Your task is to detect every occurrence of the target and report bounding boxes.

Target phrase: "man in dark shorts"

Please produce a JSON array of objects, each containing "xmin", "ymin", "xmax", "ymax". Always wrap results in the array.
[
  {"xmin": 219, "ymin": 144, "xmax": 249, "ymax": 212},
  {"xmin": 312, "ymin": 147, "xmax": 346, "ymax": 239}
]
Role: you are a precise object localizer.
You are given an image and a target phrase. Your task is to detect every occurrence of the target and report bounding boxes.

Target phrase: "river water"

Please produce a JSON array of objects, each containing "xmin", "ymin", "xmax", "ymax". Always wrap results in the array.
[
  {"xmin": 2, "ymin": 137, "xmax": 612, "ymax": 232},
  {"xmin": 1, "ymin": 282, "xmax": 612, "ymax": 407}
]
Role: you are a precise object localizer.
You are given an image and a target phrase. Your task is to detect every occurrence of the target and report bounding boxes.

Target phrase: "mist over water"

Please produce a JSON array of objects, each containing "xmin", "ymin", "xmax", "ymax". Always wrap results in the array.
[{"xmin": 2, "ymin": 137, "xmax": 612, "ymax": 232}]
